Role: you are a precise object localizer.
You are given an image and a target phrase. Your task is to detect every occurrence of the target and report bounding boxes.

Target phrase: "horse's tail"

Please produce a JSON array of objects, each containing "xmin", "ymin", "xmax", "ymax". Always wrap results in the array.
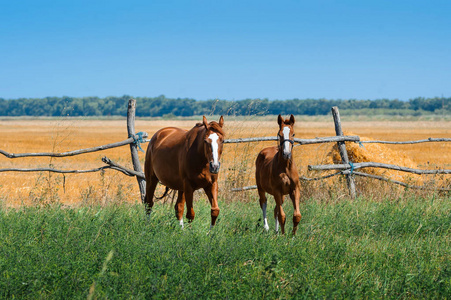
[{"xmin": 154, "ymin": 186, "xmax": 171, "ymax": 200}]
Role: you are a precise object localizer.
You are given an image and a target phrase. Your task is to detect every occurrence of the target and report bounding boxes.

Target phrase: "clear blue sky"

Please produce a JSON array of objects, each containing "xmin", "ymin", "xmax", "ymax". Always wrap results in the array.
[{"xmin": 1, "ymin": 0, "xmax": 450, "ymax": 100}]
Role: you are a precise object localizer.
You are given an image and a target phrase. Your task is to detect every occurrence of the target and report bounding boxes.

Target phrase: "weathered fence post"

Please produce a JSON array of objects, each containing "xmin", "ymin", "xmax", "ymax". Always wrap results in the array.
[
  {"xmin": 127, "ymin": 99, "xmax": 146, "ymax": 203},
  {"xmin": 331, "ymin": 106, "xmax": 356, "ymax": 199}
]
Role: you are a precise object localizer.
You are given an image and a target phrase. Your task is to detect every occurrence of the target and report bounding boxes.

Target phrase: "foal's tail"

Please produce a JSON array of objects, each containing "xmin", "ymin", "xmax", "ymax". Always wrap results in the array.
[{"xmin": 155, "ymin": 186, "xmax": 171, "ymax": 200}]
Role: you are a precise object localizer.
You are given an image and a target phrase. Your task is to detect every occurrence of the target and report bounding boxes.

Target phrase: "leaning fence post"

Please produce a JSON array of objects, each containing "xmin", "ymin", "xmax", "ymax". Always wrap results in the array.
[
  {"xmin": 127, "ymin": 99, "xmax": 146, "ymax": 203},
  {"xmin": 331, "ymin": 106, "xmax": 356, "ymax": 199}
]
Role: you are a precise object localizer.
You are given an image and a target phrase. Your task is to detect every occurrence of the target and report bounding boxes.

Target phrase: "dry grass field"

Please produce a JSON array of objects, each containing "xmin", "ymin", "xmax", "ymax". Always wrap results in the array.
[{"xmin": 1, "ymin": 116, "xmax": 449, "ymax": 207}]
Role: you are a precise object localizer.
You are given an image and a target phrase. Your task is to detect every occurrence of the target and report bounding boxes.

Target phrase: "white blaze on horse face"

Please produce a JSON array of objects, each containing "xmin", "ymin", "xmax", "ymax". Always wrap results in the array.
[
  {"xmin": 282, "ymin": 126, "xmax": 291, "ymax": 157},
  {"xmin": 208, "ymin": 133, "xmax": 220, "ymax": 166}
]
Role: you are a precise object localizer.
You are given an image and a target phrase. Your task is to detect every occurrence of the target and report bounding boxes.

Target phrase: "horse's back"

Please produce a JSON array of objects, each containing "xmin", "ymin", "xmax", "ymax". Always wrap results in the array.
[
  {"xmin": 256, "ymin": 146, "xmax": 277, "ymax": 167},
  {"xmin": 149, "ymin": 127, "xmax": 186, "ymax": 148},
  {"xmin": 255, "ymin": 146, "xmax": 278, "ymax": 192},
  {"xmin": 146, "ymin": 127, "xmax": 187, "ymax": 190}
]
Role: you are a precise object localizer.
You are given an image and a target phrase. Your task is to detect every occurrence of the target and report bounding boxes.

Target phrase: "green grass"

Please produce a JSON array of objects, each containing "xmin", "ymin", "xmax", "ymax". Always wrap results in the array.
[{"xmin": 1, "ymin": 195, "xmax": 450, "ymax": 299}]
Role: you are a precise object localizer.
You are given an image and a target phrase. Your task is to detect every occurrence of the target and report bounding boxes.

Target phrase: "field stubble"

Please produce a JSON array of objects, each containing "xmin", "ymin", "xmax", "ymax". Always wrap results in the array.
[{"xmin": 0, "ymin": 117, "xmax": 450, "ymax": 207}]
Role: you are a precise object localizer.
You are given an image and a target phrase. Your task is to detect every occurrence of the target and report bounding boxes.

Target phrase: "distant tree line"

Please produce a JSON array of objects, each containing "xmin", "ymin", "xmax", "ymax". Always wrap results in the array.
[{"xmin": 0, "ymin": 95, "xmax": 449, "ymax": 117}]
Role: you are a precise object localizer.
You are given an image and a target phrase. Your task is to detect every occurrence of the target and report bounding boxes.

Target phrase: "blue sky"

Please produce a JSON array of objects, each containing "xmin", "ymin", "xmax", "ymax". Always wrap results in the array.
[{"xmin": 1, "ymin": 0, "xmax": 450, "ymax": 100}]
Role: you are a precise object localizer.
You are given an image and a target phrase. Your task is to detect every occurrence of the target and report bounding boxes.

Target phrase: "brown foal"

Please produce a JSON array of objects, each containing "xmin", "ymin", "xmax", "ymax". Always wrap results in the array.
[{"xmin": 255, "ymin": 114, "xmax": 302, "ymax": 235}]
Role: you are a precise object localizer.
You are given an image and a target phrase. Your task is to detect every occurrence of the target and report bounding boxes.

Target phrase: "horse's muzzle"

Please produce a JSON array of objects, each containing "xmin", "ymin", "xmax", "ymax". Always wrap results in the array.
[
  {"xmin": 282, "ymin": 152, "xmax": 292, "ymax": 160},
  {"xmin": 209, "ymin": 161, "xmax": 221, "ymax": 174}
]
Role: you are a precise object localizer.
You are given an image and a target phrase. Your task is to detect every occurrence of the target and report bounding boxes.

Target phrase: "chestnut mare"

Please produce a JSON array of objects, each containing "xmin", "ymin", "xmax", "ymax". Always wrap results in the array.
[
  {"xmin": 255, "ymin": 114, "xmax": 302, "ymax": 235},
  {"xmin": 144, "ymin": 116, "xmax": 225, "ymax": 228}
]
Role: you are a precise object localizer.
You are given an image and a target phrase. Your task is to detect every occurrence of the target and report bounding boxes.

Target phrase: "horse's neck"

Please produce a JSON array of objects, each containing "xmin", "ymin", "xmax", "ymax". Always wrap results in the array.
[
  {"xmin": 276, "ymin": 150, "xmax": 292, "ymax": 169},
  {"xmin": 186, "ymin": 126, "xmax": 207, "ymax": 159}
]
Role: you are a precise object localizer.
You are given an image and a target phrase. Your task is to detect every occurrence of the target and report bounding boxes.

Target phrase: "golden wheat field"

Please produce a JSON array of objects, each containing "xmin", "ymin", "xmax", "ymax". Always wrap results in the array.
[{"xmin": 0, "ymin": 117, "xmax": 450, "ymax": 207}]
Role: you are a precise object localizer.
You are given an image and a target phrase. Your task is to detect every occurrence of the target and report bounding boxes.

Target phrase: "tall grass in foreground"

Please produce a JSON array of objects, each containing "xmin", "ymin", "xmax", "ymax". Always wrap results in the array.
[{"xmin": 1, "ymin": 195, "xmax": 450, "ymax": 299}]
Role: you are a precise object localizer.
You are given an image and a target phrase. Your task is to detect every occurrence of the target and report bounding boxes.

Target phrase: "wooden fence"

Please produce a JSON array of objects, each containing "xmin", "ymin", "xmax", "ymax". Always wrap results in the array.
[
  {"xmin": 229, "ymin": 107, "xmax": 451, "ymax": 195},
  {"xmin": 1, "ymin": 99, "xmax": 149, "ymax": 202},
  {"xmin": 1, "ymin": 100, "xmax": 450, "ymax": 203}
]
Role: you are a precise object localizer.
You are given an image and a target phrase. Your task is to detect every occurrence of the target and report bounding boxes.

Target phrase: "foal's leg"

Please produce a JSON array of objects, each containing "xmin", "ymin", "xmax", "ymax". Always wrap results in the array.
[
  {"xmin": 174, "ymin": 190, "xmax": 185, "ymax": 228},
  {"xmin": 274, "ymin": 193, "xmax": 286, "ymax": 234},
  {"xmin": 257, "ymin": 187, "xmax": 269, "ymax": 231},
  {"xmin": 204, "ymin": 182, "xmax": 220, "ymax": 228},
  {"xmin": 290, "ymin": 188, "xmax": 302, "ymax": 236}
]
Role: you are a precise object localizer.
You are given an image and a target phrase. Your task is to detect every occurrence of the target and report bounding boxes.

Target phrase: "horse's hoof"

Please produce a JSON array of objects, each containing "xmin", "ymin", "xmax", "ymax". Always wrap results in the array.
[{"xmin": 264, "ymin": 224, "xmax": 269, "ymax": 231}]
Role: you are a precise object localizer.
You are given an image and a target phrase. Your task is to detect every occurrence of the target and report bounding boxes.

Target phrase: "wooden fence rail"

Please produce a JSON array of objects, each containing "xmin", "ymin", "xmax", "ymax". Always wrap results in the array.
[
  {"xmin": 232, "ymin": 171, "xmax": 451, "ymax": 192},
  {"xmin": 308, "ymin": 162, "xmax": 451, "ymax": 175},
  {"xmin": 223, "ymin": 135, "xmax": 361, "ymax": 145},
  {"xmin": 102, "ymin": 156, "xmax": 145, "ymax": 179},
  {"xmin": 0, "ymin": 157, "xmax": 144, "ymax": 178},
  {"xmin": 358, "ymin": 138, "xmax": 451, "ymax": 145},
  {"xmin": 0, "ymin": 132, "xmax": 148, "ymax": 159},
  {"xmin": 143, "ymin": 135, "xmax": 361, "ymax": 145},
  {"xmin": 306, "ymin": 163, "xmax": 451, "ymax": 192},
  {"xmin": 0, "ymin": 166, "xmax": 112, "ymax": 175},
  {"xmin": 350, "ymin": 171, "xmax": 450, "ymax": 191}
]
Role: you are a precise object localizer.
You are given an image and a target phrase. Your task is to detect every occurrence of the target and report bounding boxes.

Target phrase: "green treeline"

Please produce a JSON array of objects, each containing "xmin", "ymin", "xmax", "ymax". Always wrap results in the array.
[{"xmin": 0, "ymin": 95, "xmax": 449, "ymax": 117}]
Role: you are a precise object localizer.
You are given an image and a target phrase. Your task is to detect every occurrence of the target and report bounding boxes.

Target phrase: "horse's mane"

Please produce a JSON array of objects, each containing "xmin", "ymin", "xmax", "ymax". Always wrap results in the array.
[
  {"xmin": 194, "ymin": 121, "xmax": 225, "ymax": 136},
  {"xmin": 186, "ymin": 121, "xmax": 224, "ymax": 149}
]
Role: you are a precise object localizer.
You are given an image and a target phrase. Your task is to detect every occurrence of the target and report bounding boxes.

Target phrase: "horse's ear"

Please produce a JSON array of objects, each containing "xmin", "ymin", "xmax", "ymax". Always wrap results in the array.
[
  {"xmin": 218, "ymin": 115, "xmax": 224, "ymax": 127},
  {"xmin": 289, "ymin": 114, "xmax": 295, "ymax": 125},
  {"xmin": 202, "ymin": 116, "xmax": 208, "ymax": 129},
  {"xmin": 277, "ymin": 114, "xmax": 283, "ymax": 126}
]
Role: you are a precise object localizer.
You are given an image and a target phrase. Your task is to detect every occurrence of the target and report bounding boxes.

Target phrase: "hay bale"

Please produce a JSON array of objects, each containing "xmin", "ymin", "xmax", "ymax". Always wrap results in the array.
[{"xmin": 326, "ymin": 132, "xmax": 420, "ymax": 182}]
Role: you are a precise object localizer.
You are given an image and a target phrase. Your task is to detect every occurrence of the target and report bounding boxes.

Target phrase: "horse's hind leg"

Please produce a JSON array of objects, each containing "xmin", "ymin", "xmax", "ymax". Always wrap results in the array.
[
  {"xmin": 144, "ymin": 174, "xmax": 158, "ymax": 217},
  {"xmin": 174, "ymin": 190, "xmax": 185, "ymax": 228},
  {"xmin": 257, "ymin": 187, "xmax": 269, "ymax": 231},
  {"xmin": 184, "ymin": 183, "xmax": 195, "ymax": 223}
]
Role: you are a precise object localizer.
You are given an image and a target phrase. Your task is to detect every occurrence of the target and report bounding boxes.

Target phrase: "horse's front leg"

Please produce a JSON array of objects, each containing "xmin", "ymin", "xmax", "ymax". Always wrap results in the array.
[
  {"xmin": 203, "ymin": 182, "xmax": 220, "ymax": 229},
  {"xmin": 274, "ymin": 193, "xmax": 286, "ymax": 234},
  {"xmin": 290, "ymin": 187, "xmax": 302, "ymax": 236}
]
